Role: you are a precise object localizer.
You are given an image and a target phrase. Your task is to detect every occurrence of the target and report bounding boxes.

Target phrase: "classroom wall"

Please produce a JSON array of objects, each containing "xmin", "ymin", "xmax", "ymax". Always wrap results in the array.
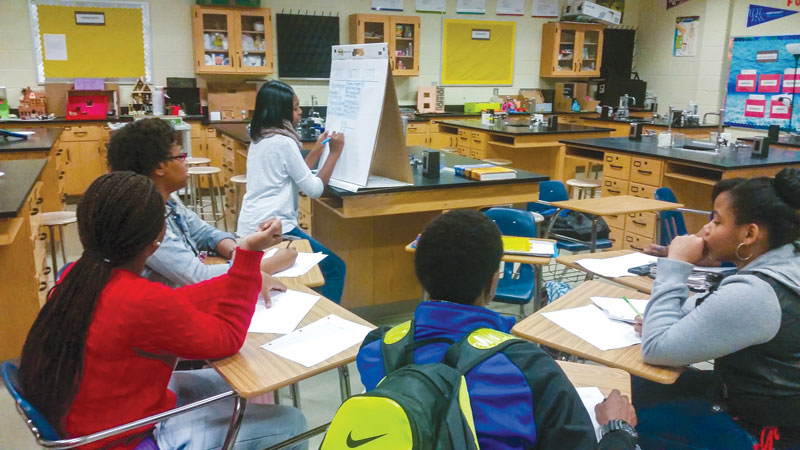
[{"xmin": 1, "ymin": 0, "xmax": 639, "ymax": 109}]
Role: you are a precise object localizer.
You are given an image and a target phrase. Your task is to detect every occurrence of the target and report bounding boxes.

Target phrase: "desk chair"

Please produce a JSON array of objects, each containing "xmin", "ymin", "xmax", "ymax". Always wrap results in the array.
[
  {"xmin": 654, "ymin": 187, "xmax": 711, "ymax": 245},
  {"xmin": 1, "ymin": 362, "xmax": 234, "ymax": 449},
  {"xmin": 484, "ymin": 208, "xmax": 542, "ymax": 316}
]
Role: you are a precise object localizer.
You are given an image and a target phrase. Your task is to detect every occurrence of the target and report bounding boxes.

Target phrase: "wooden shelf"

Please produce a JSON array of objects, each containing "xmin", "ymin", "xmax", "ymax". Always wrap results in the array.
[
  {"xmin": 488, "ymin": 140, "xmax": 558, "ymax": 149},
  {"xmin": 203, "ymin": 28, "xmax": 229, "ymax": 32},
  {"xmin": 241, "ymin": 30, "xmax": 265, "ymax": 34},
  {"xmin": 242, "ymin": 50, "xmax": 266, "ymax": 53},
  {"xmin": 663, "ymin": 172, "xmax": 718, "ymax": 186},
  {"xmin": 205, "ymin": 49, "xmax": 230, "ymax": 52},
  {"xmin": 395, "ymin": 37, "xmax": 414, "ymax": 41}
]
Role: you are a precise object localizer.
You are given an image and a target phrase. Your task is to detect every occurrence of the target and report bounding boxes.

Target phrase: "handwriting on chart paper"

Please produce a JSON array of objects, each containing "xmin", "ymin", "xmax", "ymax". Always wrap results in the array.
[{"xmin": 328, "ymin": 81, "xmax": 364, "ymax": 122}]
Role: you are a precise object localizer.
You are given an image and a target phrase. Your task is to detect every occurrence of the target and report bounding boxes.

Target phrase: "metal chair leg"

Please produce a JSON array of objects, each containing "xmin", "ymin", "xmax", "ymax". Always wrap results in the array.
[
  {"xmin": 47, "ymin": 225, "xmax": 58, "ymax": 284},
  {"xmin": 290, "ymin": 382, "xmax": 301, "ymax": 409},
  {"xmin": 221, "ymin": 396, "xmax": 247, "ymax": 450},
  {"xmin": 338, "ymin": 366, "xmax": 351, "ymax": 403},
  {"xmin": 57, "ymin": 225, "xmax": 68, "ymax": 268}
]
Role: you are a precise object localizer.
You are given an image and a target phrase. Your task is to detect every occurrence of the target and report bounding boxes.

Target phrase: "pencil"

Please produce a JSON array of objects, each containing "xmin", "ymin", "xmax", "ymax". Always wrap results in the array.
[
  {"xmin": 622, "ymin": 296, "xmax": 643, "ymax": 317},
  {"xmin": 286, "ymin": 240, "xmax": 293, "ymax": 249}
]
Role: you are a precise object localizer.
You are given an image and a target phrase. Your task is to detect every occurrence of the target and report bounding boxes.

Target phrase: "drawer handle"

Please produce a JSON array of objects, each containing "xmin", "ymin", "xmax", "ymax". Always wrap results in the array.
[
  {"xmin": 37, "ymin": 197, "xmax": 44, "ymax": 205},
  {"xmin": 632, "ymin": 220, "xmax": 647, "ymax": 226},
  {"xmin": 43, "ymin": 267, "xmax": 52, "ymax": 275},
  {"xmin": 39, "ymin": 281, "xmax": 48, "ymax": 292},
  {"xmin": 609, "ymin": 164, "xmax": 624, "ymax": 170},
  {"xmin": 630, "ymin": 245, "xmax": 645, "ymax": 252},
  {"xmin": 39, "ymin": 232, "xmax": 47, "ymax": 241},
  {"xmin": 607, "ymin": 189, "xmax": 621, "ymax": 194},
  {"xmin": 73, "ymin": 131, "xmax": 88, "ymax": 137},
  {"xmin": 31, "ymin": 207, "xmax": 39, "ymax": 216},
  {"xmin": 637, "ymin": 169, "xmax": 652, "ymax": 175}
]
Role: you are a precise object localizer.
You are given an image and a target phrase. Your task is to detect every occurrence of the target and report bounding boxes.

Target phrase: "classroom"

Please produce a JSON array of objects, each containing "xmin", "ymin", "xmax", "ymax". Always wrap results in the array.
[{"xmin": 1, "ymin": 0, "xmax": 800, "ymax": 449}]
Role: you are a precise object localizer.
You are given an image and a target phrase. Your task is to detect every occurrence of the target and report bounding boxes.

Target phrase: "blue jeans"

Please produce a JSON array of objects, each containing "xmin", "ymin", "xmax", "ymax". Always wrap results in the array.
[
  {"xmin": 286, "ymin": 226, "xmax": 346, "ymax": 304},
  {"xmin": 633, "ymin": 371, "xmax": 768, "ymax": 450},
  {"xmin": 155, "ymin": 369, "xmax": 307, "ymax": 450}
]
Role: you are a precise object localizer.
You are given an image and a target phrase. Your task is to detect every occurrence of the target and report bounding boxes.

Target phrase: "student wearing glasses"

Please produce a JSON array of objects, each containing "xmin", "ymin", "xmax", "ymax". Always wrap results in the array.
[{"xmin": 107, "ymin": 118, "xmax": 295, "ymax": 304}]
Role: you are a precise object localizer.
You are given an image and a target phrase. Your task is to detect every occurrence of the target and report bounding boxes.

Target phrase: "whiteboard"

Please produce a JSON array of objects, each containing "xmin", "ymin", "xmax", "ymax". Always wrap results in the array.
[{"xmin": 322, "ymin": 44, "xmax": 390, "ymax": 187}]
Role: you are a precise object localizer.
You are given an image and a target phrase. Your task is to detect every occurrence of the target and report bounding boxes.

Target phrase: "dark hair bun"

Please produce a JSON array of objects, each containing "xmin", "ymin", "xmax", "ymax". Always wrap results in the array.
[{"xmin": 774, "ymin": 167, "xmax": 800, "ymax": 209}]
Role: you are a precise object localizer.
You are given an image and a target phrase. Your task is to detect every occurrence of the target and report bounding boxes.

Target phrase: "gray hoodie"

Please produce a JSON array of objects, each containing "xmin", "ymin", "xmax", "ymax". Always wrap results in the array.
[{"xmin": 641, "ymin": 242, "xmax": 800, "ymax": 367}]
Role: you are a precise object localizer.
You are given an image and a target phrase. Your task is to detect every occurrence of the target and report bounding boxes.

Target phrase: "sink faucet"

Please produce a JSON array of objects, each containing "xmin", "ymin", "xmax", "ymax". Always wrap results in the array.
[{"xmin": 703, "ymin": 108, "xmax": 726, "ymax": 150}]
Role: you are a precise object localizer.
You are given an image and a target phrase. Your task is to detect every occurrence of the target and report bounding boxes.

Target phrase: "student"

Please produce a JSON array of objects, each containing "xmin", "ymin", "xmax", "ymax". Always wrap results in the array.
[
  {"xmin": 237, "ymin": 80, "xmax": 346, "ymax": 303},
  {"xmin": 107, "ymin": 118, "xmax": 294, "ymax": 304},
  {"xmin": 18, "ymin": 172, "xmax": 306, "ymax": 450},
  {"xmin": 357, "ymin": 209, "xmax": 640, "ymax": 449},
  {"xmin": 635, "ymin": 168, "xmax": 800, "ymax": 449}
]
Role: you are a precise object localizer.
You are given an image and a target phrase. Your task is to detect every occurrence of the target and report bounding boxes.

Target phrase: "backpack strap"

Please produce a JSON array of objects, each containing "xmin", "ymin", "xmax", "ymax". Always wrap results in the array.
[
  {"xmin": 443, "ymin": 328, "xmax": 526, "ymax": 374},
  {"xmin": 380, "ymin": 320, "xmax": 455, "ymax": 374}
]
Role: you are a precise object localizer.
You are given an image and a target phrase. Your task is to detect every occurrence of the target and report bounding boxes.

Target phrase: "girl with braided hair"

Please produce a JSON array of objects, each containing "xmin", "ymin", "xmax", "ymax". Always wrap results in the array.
[{"xmin": 19, "ymin": 172, "xmax": 306, "ymax": 450}]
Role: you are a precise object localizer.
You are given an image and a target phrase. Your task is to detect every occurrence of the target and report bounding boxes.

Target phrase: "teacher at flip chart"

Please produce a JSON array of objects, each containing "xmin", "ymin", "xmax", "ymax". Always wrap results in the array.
[{"xmin": 237, "ymin": 80, "xmax": 347, "ymax": 304}]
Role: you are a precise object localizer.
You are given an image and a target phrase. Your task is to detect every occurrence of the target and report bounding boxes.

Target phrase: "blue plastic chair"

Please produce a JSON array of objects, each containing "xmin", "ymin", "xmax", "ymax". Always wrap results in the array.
[
  {"xmin": 484, "ymin": 208, "xmax": 542, "ymax": 316},
  {"xmin": 654, "ymin": 187, "xmax": 712, "ymax": 246},
  {"xmin": 1, "ymin": 361, "xmax": 234, "ymax": 449},
  {"xmin": 531, "ymin": 180, "xmax": 613, "ymax": 252}
]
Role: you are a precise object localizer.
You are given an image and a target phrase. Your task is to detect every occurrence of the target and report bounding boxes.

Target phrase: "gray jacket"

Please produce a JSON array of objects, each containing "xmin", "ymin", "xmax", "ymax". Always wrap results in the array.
[{"xmin": 641, "ymin": 242, "xmax": 800, "ymax": 366}]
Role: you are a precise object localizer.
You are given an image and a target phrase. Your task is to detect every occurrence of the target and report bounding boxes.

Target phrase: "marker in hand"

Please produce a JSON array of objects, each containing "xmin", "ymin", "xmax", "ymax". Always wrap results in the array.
[
  {"xmin": 320, "ymin": 130, "xmax": 338, "ymax": 146},
  {"xmin": 622, "ymin": 296, "xmax": 643, "ymax": 318}
]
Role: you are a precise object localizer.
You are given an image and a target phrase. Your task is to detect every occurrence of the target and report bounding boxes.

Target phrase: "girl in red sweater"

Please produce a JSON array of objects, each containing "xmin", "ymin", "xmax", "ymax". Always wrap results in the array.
[{"xmin": 19, "ymin": 172, "xmax": 306, "ymax": 450}]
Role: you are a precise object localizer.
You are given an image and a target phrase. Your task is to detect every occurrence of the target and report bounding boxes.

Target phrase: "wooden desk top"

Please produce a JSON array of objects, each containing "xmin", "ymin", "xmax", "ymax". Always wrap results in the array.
[
  {"xmin": 549, "ymin": 195, "xmax": 681, "ymax": 217},
  {"xmin": 204, "ymin": 239, "xmax": 325, "ymax": 288},
  {"xmin": 404, "ymin": 238, "xmax": 557, "ymax": 266},
  {"xmin": 557, "ymin": 361, "xmax": 631, "ymax": 398},
  {"xmin": 557, "ymin": 250, "xmax": 654, "ymax": 294},
  {"xmin": 210, "ymin": 279, "xmax": 375, "ymax": 398},
  {"xmin": 512, "ymin": 281, "xmax": 682, "ymax": 384}
]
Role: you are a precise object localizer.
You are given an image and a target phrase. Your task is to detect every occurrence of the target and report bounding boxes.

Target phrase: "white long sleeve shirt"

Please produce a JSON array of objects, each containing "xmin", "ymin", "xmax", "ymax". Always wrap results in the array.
[{"xmin": 236, "ymin": 134, "xmax": 324, "ymax": 236}]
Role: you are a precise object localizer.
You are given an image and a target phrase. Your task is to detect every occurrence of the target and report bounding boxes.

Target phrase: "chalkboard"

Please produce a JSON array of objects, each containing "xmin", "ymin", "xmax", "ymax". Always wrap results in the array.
[{"xmin": 276, "ymin": 14, "xmax": 339, "ymax": 79}]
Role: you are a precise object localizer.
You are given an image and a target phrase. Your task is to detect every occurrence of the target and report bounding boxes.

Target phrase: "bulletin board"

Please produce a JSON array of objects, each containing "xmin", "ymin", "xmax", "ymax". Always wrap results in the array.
[
  {"xmin": 441, "ymin": 19, "xmax": 515, "ymax": 85},
  {"xmin": 723, "ymin": 34, "xmax": 800, "ymax": 130},
  {"xmin": 29, "ymin": 0, "xmax": 152, "ymax": 83}
]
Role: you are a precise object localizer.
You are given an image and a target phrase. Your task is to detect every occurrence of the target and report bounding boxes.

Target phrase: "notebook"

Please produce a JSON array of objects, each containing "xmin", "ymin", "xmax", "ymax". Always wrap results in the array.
[
  {"xmin": 502, "ymin": 236, "xmax": 558, "ymax": 257},
  {"xmin": 469, "ymin": 166, "xmax": 517, "ymax": 180}
]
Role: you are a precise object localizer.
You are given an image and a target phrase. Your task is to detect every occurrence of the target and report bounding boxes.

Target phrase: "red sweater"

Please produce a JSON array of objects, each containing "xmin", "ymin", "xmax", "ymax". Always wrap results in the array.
[{"xmin": 63, "ymin": 248, "xmax": 263, "ymax": 449}]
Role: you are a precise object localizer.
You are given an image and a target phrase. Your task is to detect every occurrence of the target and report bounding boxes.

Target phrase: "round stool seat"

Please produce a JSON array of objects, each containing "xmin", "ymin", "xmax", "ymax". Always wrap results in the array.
[
  {"xmin": 483, "ymin": 158, "xmax": 513, "ymax": 166},
  {"xmin": 188, "ymin": 166, "xmax": 222, "ymax": 175},
  {"xmin": 186, "ymin": 157, "xmax": 211, "ymax": 165},
  {"xmin": 40, "ymin": 211, "xmax": 77, "ymax": 226},
  {"xmin": 230, "ymin": 175, "xmax": 247, "ymax": 184},
  {"xmin": 531, "ymin": 212, "xmax": 545, "ymax": 224},
  {"xmin": 566, "ymin": 178, "xmax": 601, "ymax": 189}
]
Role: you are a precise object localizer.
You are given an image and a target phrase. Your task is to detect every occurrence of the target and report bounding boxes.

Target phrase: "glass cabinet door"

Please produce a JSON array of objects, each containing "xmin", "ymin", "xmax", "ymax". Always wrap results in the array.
[
  {"xmin": 237, "ymin": 11, "xmax": 272, "ymax": 73},
  {"xmin": 363, "ymin": 18, "xmax": 387, "ymax": 44},
  {"xmin": 556, "ymin": 29, "xmax": 577, "ymax": 74},
  {"xmin": 580, "ymin": 30, "xmax": 600, "ymax": 73},
  {"xmin": 198, "ymin": 11, "xmax": 235, "ymax": 71},
  {"xmin": 391, "ymin": 17, "xmax": 419, "ymax": 75}
]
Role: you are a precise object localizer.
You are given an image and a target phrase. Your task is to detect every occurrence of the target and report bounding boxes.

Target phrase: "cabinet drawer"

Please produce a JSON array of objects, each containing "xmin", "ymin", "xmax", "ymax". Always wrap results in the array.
[
  {"xmin": 190, "ymin": 124, "xmax": 205, "ymax": 138},
  {"xmin": 603, "ymin": 153, "xmax": 631, "ymax": 180},
  {"xmin": 628, "ymin": 182, "xmax": 656, "ymax": 199},
  {"xmin": 457, "ymin": 145, "xmax": 470, "ymax": 156},
  {"xmin": 298, "ymin": 193, "xmax": 311, "ymax": 212},
  {"xmin": 469, "ymin": 131, "xmax": 487, "ymax": 149},
  {"xmin": 601, "ymin": 177, "xmax": 628, "ymax": 197},
  {"xmin": 33, "ymin": 231, "xmax": 48, "ymax": 279},
  {"xmin": 205, "ymin": 128, "xmax": 218, "ymax": 139},
  {"xmin": 457, "ymin": 129, "xmax": 469, "ymax": 138},
  {"xmin": 558, "ymin": 115, "xmax": 580, "ymax": 124},
  {"xmin": 469, "ymin": 149, "xmax": 486, "ymax": 160},
  {"xmin": 99, "ymin": 124, "xmax": 111, "ymax": 142},
  {"xmin": 406, "ymin": 123, "xmax": 429, "ymax": 134},
  {"xmin": 630, "ymin": 157, "xmax": 662, "ymax": 186},
  {"xmin": 28, "ymin": 182, "xmax": 44, "ymax": 237},
  {"xmin": 61, "ymin": 125, "xmax": 99, "ymax": 142},
  {"xmin": 603, "ymin": 214, "xmax": 626, "ymax": 230},
  {"xmin": 608, "ymin": 226, "xmax": 624, "ymax": 250},
  {"xmin": 623, "ymin": 231, "xmax": 652, "ymax": 253},
  {"xmin": 625, "ymin": 211, "xmax": 657, "ymax": 239}
]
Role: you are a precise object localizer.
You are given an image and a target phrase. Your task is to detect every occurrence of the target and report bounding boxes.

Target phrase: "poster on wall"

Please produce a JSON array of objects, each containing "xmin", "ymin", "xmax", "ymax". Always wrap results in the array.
[
  {"xmin": 371, "ymin": 0, "xmax": 403, "ymax": 11},
  {"xmin": 666, "ymin": 0, "xmax": 691, "ymax": 9},
  {"xmin": 457, "ymin": 0, "xmax": 486, "ymax": 14},
  {"xmin": 674, "ymin": 16, "xmax": 699, "ymax": 57},
  {"xmin": 416, "ymin": 0, "xmax": 445, "ymax": 13},
  {"xmin": 724, "ymin": 34, "xmax": 800, "ymax": 131},
  {"xmin": 531, "ymin": 0, "xmax": 558, "ymax": 17},
  {"xmin": 496, "ymin": 0, "xmax": 524, "ymax": 16},
  {"xmin": 746, "ymin": 4, "xmax": 797, "ymax": 27}
]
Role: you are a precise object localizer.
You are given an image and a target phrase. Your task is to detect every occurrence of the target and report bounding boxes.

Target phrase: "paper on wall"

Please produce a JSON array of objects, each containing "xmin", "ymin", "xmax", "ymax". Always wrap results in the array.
[
  {"xmin": 496, "ymin": 0, "xmax": 524, "ymax": 15},
  {"xmin": 531, "ymin": 0, "xmax": 559, "ymax": 17},
  {"xmin": 416, "ymin": 0, "xmax": 446, "ymax": 12},
  {"xmin": 43, "ymin": 34, "xmax": 67, "ymax": 61}
]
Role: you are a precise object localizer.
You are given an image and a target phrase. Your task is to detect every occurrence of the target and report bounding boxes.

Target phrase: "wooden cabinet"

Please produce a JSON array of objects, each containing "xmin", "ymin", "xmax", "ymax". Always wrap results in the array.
[
  {"xmin": 60, "ymin": 125, "xmax": 107, "ymax": 196},
  {"xmin": 192, "ymin": 6, "xmax": 274, "ymax": 75},
  {"xmin": 349, "ymin": 14, "xmax": 420, "ymax": 76},
  {"xmin": 540, "ymin": 22, "xmax": 604, "ymax": 78},
  {"xmin": 405, "ymin": 122, "xmax": 430, "ymax": 146}
]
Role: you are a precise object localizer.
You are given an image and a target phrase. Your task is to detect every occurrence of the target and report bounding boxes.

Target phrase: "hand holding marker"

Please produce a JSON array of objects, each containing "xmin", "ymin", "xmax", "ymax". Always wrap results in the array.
[{"xmin": 622, "ymin": 296, "xmax": 643, "ymax": 318}]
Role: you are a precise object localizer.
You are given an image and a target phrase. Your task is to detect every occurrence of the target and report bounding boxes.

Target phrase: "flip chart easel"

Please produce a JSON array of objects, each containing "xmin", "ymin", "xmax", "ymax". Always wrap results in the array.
[{"xmin": 321, "ymin": 43, "xmax": 413, "ymax": 192}]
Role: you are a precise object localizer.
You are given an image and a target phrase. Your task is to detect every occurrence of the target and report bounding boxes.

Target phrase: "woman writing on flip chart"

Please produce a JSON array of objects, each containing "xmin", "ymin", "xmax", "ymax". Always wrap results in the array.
[
  {"xmin": 237, "ymin": 80, "xmax": 346, "ymax": 303},
  {"xmin": 634, "ymin": 168, "xmax": 800, "ymax": 450}
]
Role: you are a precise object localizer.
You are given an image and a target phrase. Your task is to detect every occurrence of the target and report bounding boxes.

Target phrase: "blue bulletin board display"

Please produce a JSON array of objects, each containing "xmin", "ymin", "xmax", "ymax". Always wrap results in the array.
[{"xmin": 724, "ymin": 34, "xmax": 800, "ymax": 131}]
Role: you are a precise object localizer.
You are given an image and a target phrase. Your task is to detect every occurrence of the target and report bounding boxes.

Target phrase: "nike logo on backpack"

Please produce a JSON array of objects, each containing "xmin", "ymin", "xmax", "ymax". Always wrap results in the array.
[{"xmin": 346, "ymin": 431, "xmax": 387, "ymax": 447}]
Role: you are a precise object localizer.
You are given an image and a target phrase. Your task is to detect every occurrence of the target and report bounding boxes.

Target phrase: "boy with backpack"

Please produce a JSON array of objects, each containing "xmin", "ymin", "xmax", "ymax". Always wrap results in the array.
[{"xmin": 341, "ymin": 209, "xmax": 639, "ymax": 449}]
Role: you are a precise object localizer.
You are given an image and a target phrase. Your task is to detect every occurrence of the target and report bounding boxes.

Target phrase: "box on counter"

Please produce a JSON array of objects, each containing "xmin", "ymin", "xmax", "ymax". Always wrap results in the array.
[
  {"xmin": 555, "ymin": 82, "xmax": 588, "ymax": 112},
  {"xmin": 562, "ymin": 1, "xmax": 621, "ymax": 26},
  {"xmin": 208, "ymin": 82, "xmax": 256, "ymax": 120},
  {"xmin": 464, "ymin": 102, "xmax": 502, "ymax": 114}
]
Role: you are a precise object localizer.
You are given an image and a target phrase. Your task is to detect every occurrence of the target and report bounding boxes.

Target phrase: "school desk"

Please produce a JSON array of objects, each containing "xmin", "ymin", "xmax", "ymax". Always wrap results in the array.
[
  {"xmin": 557, "ymin": 361, "xmax": 631, "ymax": 398},
  {"xmin": 205, "ymin": 239, "xmax": 325, "ymax": 288},
  {"xmin": 556, "ymin": 249, "xmax": 654, "ymax": 294},
  {"xmin": 512, "ymin": 280, "xmax": 682, "ymax": 384},
  {"xmin": 210, "ymin": 278, "xmax": 375, "ymax": 450}
]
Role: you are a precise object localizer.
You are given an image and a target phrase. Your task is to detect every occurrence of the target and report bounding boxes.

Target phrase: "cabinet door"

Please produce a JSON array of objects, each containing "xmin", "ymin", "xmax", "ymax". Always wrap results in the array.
[
  {"xmin": 405, "ymin": 133, "xmax": 427, "ymax": 147},
  {"xmin": 192, "ymin": 6, "xmax": 236, "ymax": 73},
  {"xmin": 351, "ymin": 14, "xmax": 390, "ymax": 45},
  {"xmin": 577, "ymin": 29, "xmax": 602, "ymax": 76},
  {"xmin": 235, "ymin": 9, "xmax": 273, "ymax": 74},
  {"xmin": 552, "ymin": 26, "xmax": 579, "ymax": 76},
  {"xmin": 65, "ymin": 141, "xmax": 105, "ymax": 196},
  {"xmin": 389, "ymin": 16, "xmax": 420, "ymax": 76}
]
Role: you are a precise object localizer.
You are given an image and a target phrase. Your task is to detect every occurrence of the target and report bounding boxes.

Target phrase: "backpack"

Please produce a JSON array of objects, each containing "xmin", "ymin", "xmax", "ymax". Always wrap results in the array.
[
  {"xmin": 320, "ymin": 321, "xmax": 525, "ymax": 450},
  {"xmin": 551, "ymin": 210, "xmax": 610, "ymax": 241}
]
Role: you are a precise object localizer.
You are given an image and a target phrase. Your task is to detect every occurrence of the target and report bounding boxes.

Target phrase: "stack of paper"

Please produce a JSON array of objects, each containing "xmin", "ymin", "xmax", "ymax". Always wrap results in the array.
[
  {"xmin": 248, "ymin": 289, "xmax": 320, "ymax": 334},
  {"xmin": 649, "ymin": 264, "xmax": 736, "ymax": 292},
  {"xmin": 542, "ymin": 305, "xmax": 641, "ymax": 351},
  {"xmin": 502, "ymin": 236, "xmax": 558, "ymax": 257},
  {"xmin": 264, "ymin": 248, "xmax": 327, "ymax": 278},
  {"xmin": 590, "ymin": 296, "xmax": 649, "ymax": 323},
  {"xmin": 262, "ymin": 315, "xmax": 373, "ymax": 367},
  {"xmin": 575, "ymin": 252, "xmax": 657, "ymax": 278},
  {"xmin": 576, "ymin": 387, "xmax": 605, "ymax": 442}
]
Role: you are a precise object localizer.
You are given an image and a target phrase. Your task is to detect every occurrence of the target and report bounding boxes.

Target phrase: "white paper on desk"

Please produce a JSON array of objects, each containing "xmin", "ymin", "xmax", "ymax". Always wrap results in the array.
[
  {"xmin": 12, "ymin": 131, "xmax": 35, "ymax": 136},
  {"xmin": 248, "ymin": 289, "xmax": 320, "ymax": 334},
  {"xmin": 575, "ymin": 252, "xmax": 657, "ymax": 278},
  {"xmin": 262, "ymin": 314, "xmax": 373, "ymax": 367},
  {"xmin": 43, "ymin": 34, "xmax": 67, "ymax": 60},
  {"xmin": 591, "ymin": 297, "xmax": 649, "ymax": 324},
  {"xmin": 576, "ymin": 387, "xmax": 605, "ymax": 442},
  {"xmin": 542, "ymin": 305, "xmax": 641, "ymax": 351},
  {"xmin": 264, "ymin": 248, "xmax": 327, "ymax": 278}
]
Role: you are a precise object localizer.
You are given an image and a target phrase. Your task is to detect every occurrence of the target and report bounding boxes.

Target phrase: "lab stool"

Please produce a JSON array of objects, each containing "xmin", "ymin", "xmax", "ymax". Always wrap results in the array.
[
  {"xmin": 40, "ymin": 211, "xmax": 77, "ymax": 284},
  {"xmin": 566, "ymin": 178, "xmax": 602, "ymax": 199},
  {"xmin": 229, "ymin": 174, "xmax": 247, "ymax": 226},
  {"xmin": 187, "ymin": 166, "xmax": 227, "ymax": 231},
  {"xmin": 181, "ymin": 157, "xmax": 211, "ymax": 204},
  {"xmin": 483, "ymin": 158, "xmax": 513, "ymax": 166}
]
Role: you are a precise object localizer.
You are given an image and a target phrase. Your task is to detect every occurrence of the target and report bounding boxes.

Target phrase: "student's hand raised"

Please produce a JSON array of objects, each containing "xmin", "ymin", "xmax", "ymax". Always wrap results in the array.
[
  {"xmin": 667, "ymin": 234, "xmax": 706, "ymax": 264},
  {"xmin": 595, "ymin": 389, "xmax": 638, "ymax": 427},
  {"xmin": 241, "ymin": 218, "xmax": 283, "ymax": 252}
]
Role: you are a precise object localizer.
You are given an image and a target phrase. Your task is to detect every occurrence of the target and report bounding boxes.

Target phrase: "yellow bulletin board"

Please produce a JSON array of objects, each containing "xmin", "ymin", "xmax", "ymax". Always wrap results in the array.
[
  {"xmin": 441, "ymin": 19, "xmax": 515, "ymax": 86},
  {"xmin": 29, "ymin": 0, "xmax": 152, "ymax": 83}
]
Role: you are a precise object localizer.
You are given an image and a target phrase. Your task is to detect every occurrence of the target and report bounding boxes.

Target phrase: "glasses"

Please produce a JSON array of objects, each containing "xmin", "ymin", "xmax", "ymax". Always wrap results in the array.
[{"xmin": 166, "ymin": 152, "xmax": 188, "ymax": 162}]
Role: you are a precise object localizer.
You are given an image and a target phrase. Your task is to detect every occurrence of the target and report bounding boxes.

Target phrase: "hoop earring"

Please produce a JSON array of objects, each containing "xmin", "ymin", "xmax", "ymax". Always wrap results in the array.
[
  {"xmin": 736, "ymin": 242, "xmax": 752, "ymax": 261},
  {"xmin": 155, "ymin": 241, "xmax": 162, "ymax": 247}
]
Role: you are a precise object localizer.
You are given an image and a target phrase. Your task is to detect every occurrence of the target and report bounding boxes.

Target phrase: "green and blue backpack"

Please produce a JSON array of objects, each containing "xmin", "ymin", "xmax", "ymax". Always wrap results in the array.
[{"xmin": 320, "ymin": 321, "xmax": 525, "ymax": 450}]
